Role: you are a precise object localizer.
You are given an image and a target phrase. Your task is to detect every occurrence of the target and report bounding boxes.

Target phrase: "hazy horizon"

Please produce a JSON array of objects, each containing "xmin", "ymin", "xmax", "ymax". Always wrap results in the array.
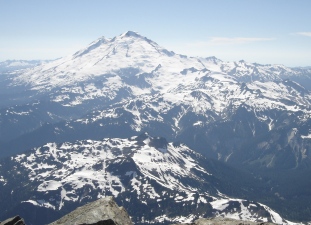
[{"xmin": 1, "ymin": 0, "xmax": 311, "ymax": 67}]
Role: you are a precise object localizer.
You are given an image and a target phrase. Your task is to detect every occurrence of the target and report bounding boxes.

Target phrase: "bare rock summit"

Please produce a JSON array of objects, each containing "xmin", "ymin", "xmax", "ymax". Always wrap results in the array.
[{"xmin": 48, "ymin": 196, "xmax": 133, "ymax": 225}]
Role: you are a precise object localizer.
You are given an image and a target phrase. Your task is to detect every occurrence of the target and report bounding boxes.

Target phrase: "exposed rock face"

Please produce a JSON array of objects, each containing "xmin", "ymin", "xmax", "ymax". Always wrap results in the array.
[
  {"xmin": 0, "ymin": 199, "xmax": 303, "ymax": 225},
  {"xmin": 0, "ymin": 215, "xmax": 25, "ymax": 225},
  {"xmin": 79, "ymin": 219, "xmax": 116, "ymax": 225},
  {"xmin": 173, "ymin": 217, "xmax": 277, "ymax": 225},
  {"xmin": 49, "ymin": 196, "xmax": 132, "ymax": 225}
]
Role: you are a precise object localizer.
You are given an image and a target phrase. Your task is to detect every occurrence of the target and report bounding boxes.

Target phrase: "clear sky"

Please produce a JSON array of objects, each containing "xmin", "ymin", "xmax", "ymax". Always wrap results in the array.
[{"xmin": 1, "ymin": 0, "xmax": 310, "ymax": 67}]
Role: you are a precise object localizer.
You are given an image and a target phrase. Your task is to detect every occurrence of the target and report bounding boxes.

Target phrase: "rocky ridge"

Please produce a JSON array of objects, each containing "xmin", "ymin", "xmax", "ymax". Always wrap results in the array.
[
  {"xmin": 0, "ymin": 197, "xmax": 294, "ymax": 225},
  {"xmin": 49, "ymin": 196, "xmax": 132, "ymax": 225}
]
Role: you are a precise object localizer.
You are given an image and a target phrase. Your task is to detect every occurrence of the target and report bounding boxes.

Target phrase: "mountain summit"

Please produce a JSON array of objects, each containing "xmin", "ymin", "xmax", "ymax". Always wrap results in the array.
[
  {"xmin": 121, "ymin": 30, "xmax": 144, "ymax": 38},
  {"xmin": 13, "ymin": 31, "xmax": 184, "ymax": 89}
]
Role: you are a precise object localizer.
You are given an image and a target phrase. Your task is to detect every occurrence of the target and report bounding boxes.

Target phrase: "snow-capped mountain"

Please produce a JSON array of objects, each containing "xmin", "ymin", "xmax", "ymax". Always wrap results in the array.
[
  {"xmin": 1, "ymin": 31, "xmax": 311, "ymax": 223},
  {"xmin": 2, "ymin": 32, "xmax": 311, "ymax": 168},
  {"xmin": 6, "ymin": 32, "xmax": 310, "ymax": 117},
  {"xmin": 8, "ymin": 31, "xmax": 311, "ymax": 107},
  {"xmin": 0, "ymin": 134, "xmax": 299, "ymax": 225},
  {"xmin": 10, "ymin": 32, "xmax": 311, "ymax": 91}
]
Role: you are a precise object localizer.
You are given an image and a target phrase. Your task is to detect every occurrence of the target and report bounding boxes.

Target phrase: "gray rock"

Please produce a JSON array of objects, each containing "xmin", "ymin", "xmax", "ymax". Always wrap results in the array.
[
  {"xmin": 0, "ymin": 216, "xmax": 25, "ymax": 225},
  {"xmin": 173, "ymin": 217, "xmax": 277, "ymax": 225},
  {"xmin": 49, "ymin": 196, "xmax": 133, "ymax": 225},
  {"xmin": 79, "ymin": 219, "xmax": 116, "ymax": 225}
]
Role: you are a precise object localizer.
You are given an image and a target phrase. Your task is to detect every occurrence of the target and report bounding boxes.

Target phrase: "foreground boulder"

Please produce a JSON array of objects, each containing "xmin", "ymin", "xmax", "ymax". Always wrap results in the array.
[
  {"xmin": 173, "ymin": 217, "xmax": 277, "ymax": 225},
  {"xmin": 78, "ymin": 219, "xmax": 116, "ymax": 225},
  {"xmin": 0, "ymin": 215, "xmax": 25, "ymax": 225},
  {"xmin": 49, "ymin": 196, "xmax": 133, "ymax": 225}
]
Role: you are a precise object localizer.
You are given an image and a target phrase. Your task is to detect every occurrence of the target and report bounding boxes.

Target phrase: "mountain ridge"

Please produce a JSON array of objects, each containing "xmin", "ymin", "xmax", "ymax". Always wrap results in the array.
[{"xmin": 0, "ymin": 134, "xmax": 301, "ymax": 225}]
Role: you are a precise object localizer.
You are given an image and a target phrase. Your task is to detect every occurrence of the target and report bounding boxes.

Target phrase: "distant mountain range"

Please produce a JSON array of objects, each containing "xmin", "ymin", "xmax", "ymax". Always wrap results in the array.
[
  {"xmin": 1, "ymin": 31, "xmax": 311, "ymax": 224},
  {"xmin": 0, "ymin": 59, "xmax": 51, "ymax": 72}
]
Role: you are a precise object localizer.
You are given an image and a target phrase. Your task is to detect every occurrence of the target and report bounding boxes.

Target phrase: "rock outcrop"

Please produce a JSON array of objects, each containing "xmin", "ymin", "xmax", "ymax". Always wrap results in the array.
[
  {"xmin": 173, "ymin": 217, "xmax": 277, "ymax": 225},
  {"xmin": 0, "ymin": 215, "xmax": 25, "ymax": 225},
  {"xmin": 0, "ymin": 198, "xmax": 297, "ymax": 225},
  {"xmin": 78, "ymin": 219, "xmax": 116, "ymax": 225},
  {"xmin": 48, "ymin": 196, "xmax": 133, "ymax": 225}
]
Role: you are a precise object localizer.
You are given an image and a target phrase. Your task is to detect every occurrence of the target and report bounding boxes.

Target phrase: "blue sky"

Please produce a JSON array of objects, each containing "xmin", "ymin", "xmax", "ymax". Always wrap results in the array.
[{"xmin": 0, "ymin": 0, "xmax": 310, "ymax": 67}]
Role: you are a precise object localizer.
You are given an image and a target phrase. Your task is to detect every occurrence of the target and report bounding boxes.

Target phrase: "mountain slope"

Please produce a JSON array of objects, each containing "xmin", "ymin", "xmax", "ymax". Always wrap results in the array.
[{"xmin": 0, "ymin": 134, "xmax": 299, "ymax": 225}]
